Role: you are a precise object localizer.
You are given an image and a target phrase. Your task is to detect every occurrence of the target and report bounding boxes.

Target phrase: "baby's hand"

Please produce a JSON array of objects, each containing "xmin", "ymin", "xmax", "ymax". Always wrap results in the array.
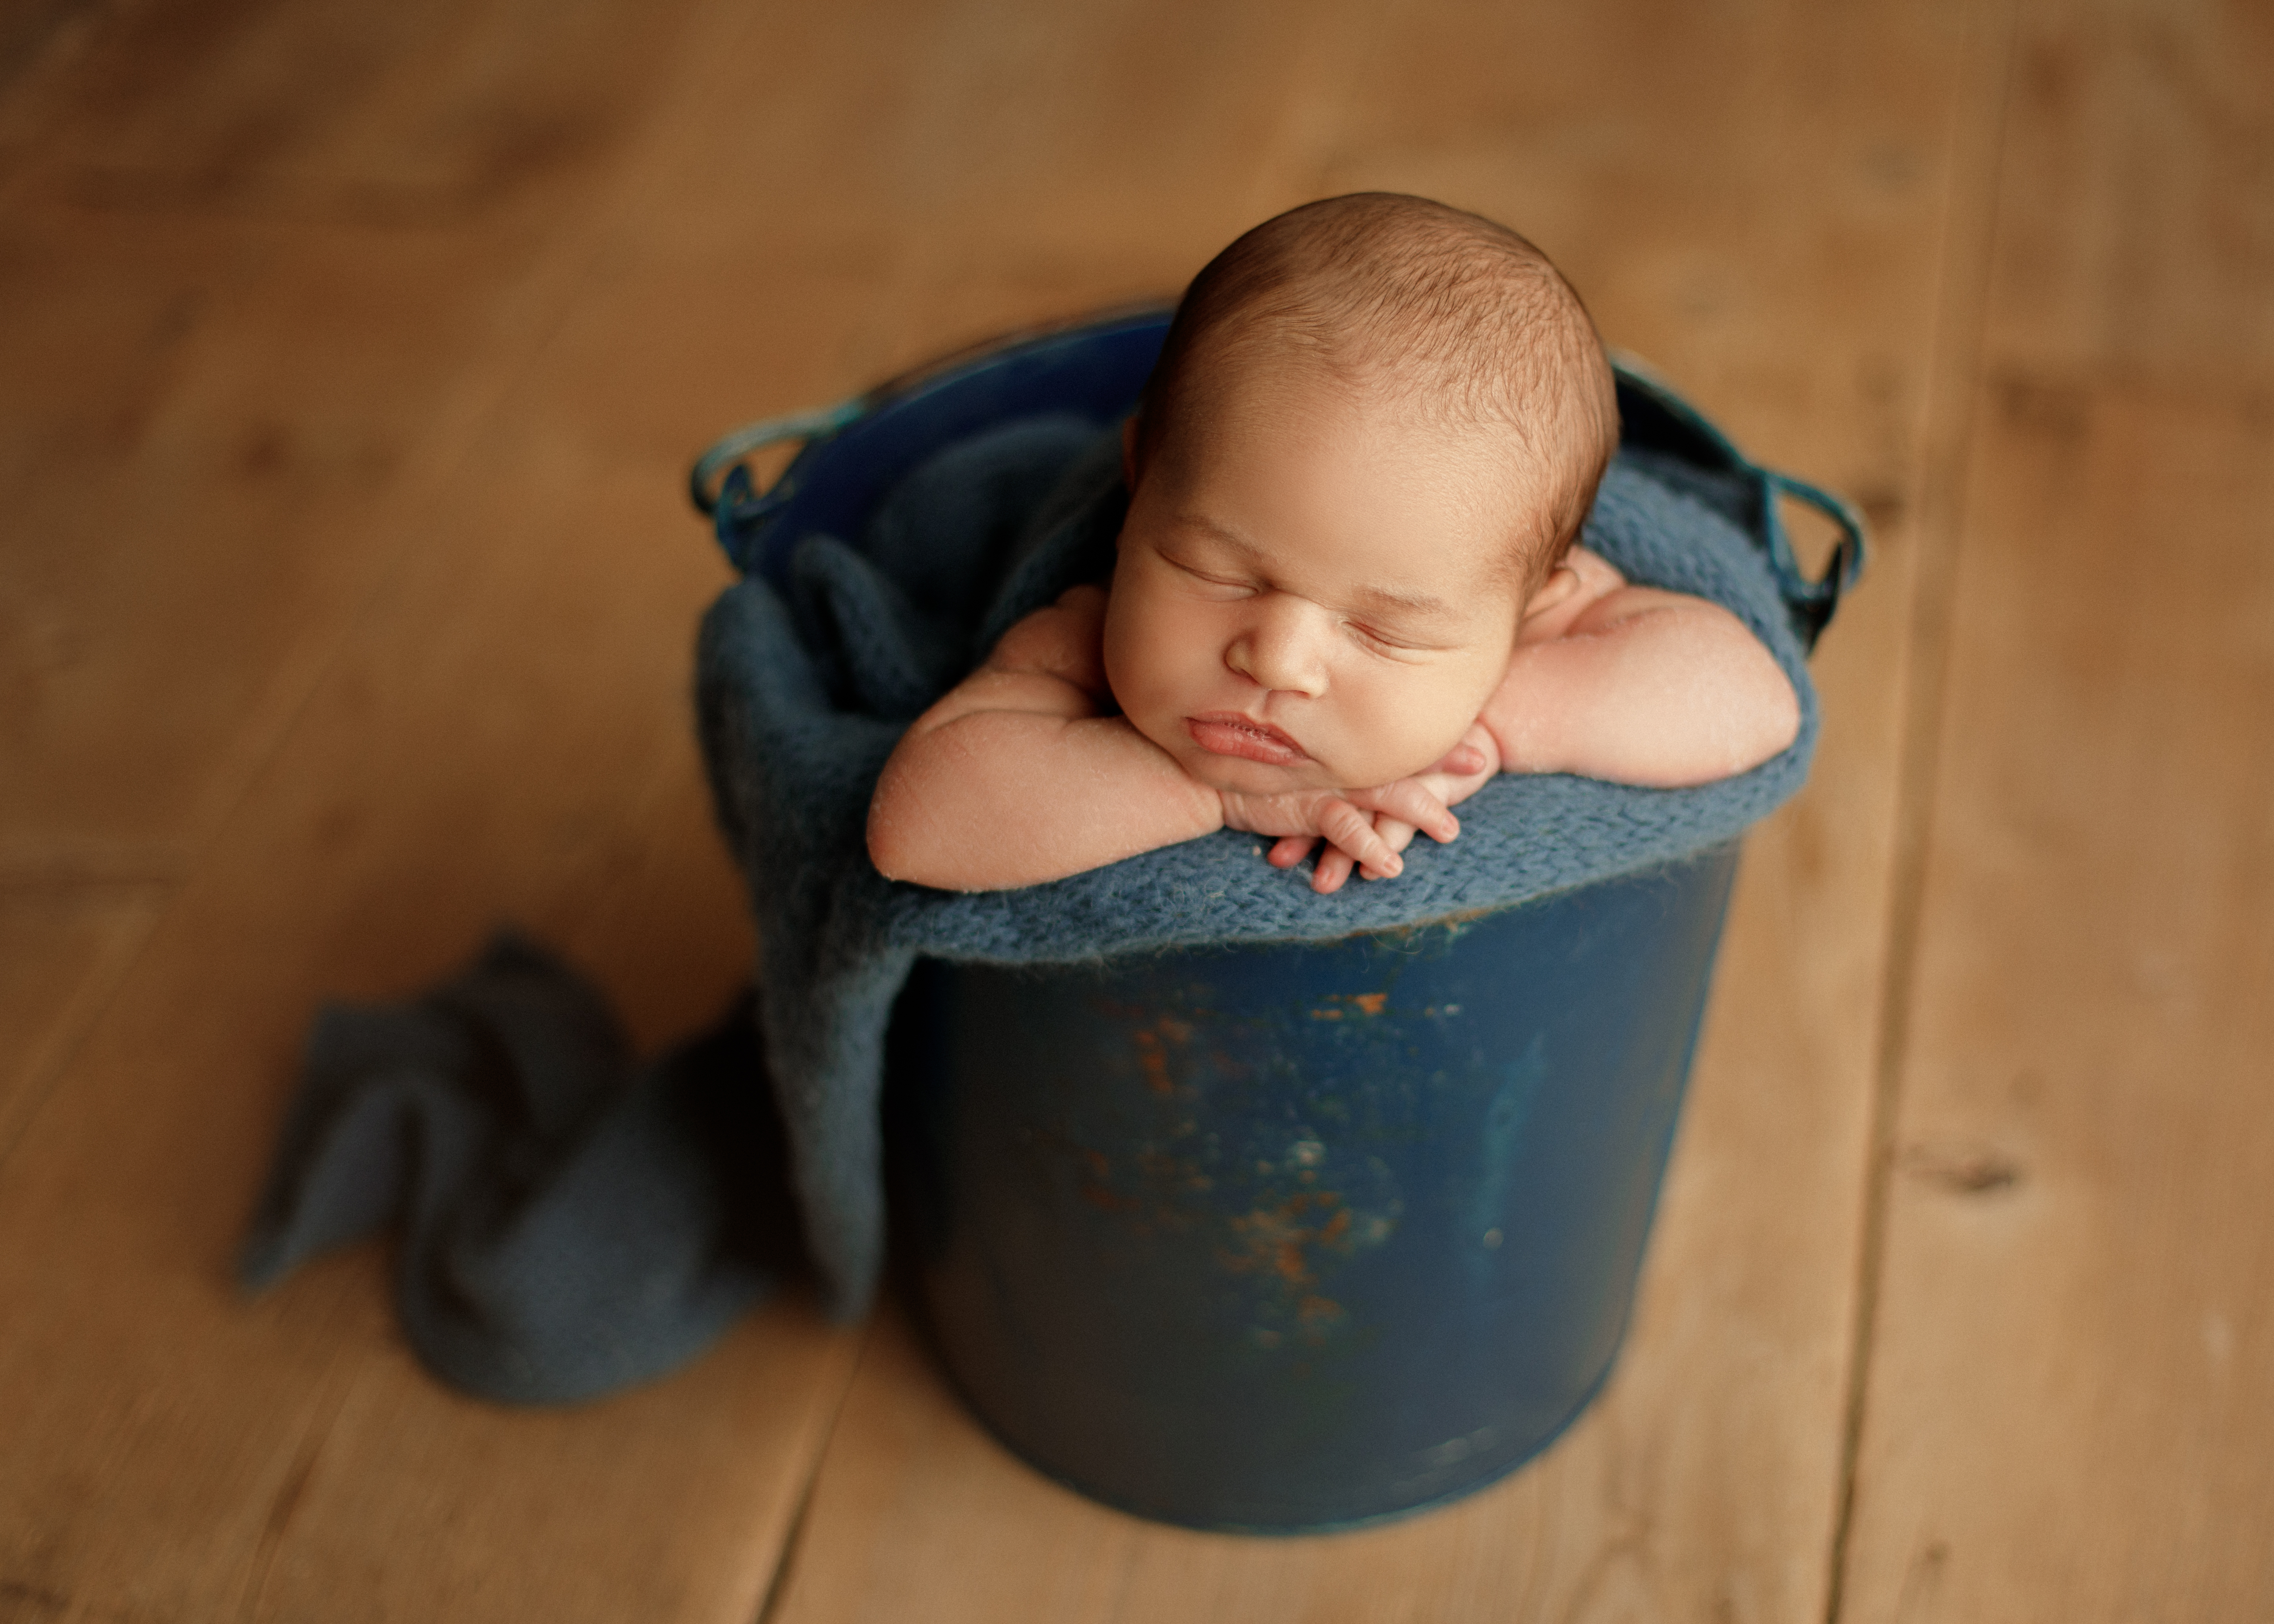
[
  {"xmin": 1263, "ymin": 724, "xmax": 1502, "ymax": 893},
  {"xmin": 1219, "ymin": 777, "xmax": 1463, "ymax": 896}
]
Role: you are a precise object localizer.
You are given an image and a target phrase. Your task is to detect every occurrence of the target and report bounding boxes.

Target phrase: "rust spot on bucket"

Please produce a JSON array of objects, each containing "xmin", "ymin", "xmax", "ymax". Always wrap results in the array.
[
  {"xmin": 1130, "ymin": 1014, "xmax": 1196, "ymax": 1094},
  {"xmin": 1133, "ymin": 1029, "xmax": 1172, "ymax": 1093},
  {"xmin": 1224, "ymin": 1188, "xmax": 1348, "ymax": 1287},
  {"xmin": 1080, "ymin": 1182, "xmax": 1140, "ymax": 1213}
]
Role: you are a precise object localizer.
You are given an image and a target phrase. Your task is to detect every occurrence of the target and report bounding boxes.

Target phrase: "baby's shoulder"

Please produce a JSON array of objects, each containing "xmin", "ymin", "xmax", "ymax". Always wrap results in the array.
[{"xmin": 985, "ymin": 583, "xmax": 1110, "ymax": 693}]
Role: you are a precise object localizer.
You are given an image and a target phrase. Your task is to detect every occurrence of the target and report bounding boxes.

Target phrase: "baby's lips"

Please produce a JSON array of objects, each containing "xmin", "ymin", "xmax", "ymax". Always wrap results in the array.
[{"xmin": 1187, "ymin": 713, "xmax": 1309, "ymax": 767}]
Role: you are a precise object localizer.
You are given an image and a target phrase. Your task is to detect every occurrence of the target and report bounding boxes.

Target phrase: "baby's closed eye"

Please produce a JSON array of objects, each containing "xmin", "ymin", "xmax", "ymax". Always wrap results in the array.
[
  {"xmin": 1340, "ymin": 619, "xmax": 1441, "ymax": 658},
  {"xmin": 1164, "ymin": 555, "xmax": 1258, "ymax": 598}
]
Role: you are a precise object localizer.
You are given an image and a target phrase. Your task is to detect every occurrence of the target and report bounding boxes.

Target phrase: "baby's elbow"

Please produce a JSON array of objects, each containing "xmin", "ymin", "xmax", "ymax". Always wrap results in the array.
[
  {"xmin": 868, "ymin": 753, "xmax": 1016, "ymax": 891},
  {"xmin": 1755, "ymin": 666, "xmax": 1802, "ymax": 762},
  {"xmin": 1681, "ymin": 645, "xmax": 1800, "ymax": 785},
  {"xmin": 868, "ymin": 808, "xmax": 983, "ymax": 890},
  {"xmin": 1609, "ymin": 631, "xmax": 1800, "ymax": 789},
  {"xmin": 1726, "ymin": 631, "xmax": 1802, "ymax": 770},
  {"xmin": 866, "ymin": 802, "xmax": 918, "ymax": 884},
  {"xmin": 867, "ymin": 759, "xmax": 944, "ymax": 887},
  {"xmin": 1665, "ymin": 604, "xmax": 1799, "ymax": 780}
]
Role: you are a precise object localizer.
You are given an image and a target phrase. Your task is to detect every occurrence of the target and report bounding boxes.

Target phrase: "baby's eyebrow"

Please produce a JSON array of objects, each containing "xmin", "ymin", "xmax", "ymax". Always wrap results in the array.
[
  {"xmin": 1170, "ymin": 511, "xmax": 1459, "ymax": 623},
  {"xmin": 1171, "ymin": 510, "xmax": 1265, "ymax": 558},
  {"xmin": 1350, "ymin": 582, "xmax": 1456, "ymax": 620}
]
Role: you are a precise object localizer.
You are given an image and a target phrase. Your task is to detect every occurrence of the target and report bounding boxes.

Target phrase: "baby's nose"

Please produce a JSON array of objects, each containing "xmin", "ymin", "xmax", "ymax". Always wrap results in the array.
[{"xmin": 1229, "ymin": 597, "xmax": 1329, "ymax": 697}]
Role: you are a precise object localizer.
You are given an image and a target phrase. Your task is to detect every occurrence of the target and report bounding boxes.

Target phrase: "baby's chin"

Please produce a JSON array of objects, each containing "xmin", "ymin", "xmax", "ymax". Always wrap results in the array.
[{"xmin": 1182, "ymin": 755, "xmax": 1332, "ymax": 797}]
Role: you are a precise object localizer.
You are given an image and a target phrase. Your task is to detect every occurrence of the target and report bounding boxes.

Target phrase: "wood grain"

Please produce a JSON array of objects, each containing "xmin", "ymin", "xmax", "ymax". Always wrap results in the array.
[
  {"xmin": 0, "ymin": 0, "xmax": 713, "ymax": 877},
  {"xmin": 0, "ymin": 881, "xmax": 163, "ymax": 1147},
  {"xmin": 0, "ymin": 203, "xmax": 572, "ymax": 872},
  {"xmin": 1839, "ymin": 0, "xmax": 2274, "ymax": 1614},
  {"xmin": 0, "ymin": 0, "xmax": 701, "ymax": 222}
]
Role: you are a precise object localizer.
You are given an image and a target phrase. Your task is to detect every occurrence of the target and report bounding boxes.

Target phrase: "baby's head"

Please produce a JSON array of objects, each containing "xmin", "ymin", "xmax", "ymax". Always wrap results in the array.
[{"xmin": 1103, "ymin": 193, "xmax": 1620, "ymax": 797}]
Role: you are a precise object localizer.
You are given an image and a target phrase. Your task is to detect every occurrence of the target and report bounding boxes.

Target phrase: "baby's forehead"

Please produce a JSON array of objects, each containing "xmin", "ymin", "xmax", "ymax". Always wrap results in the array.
[
  {"xmin": 1148, "ymin": 413, "xmax": 1550, "ymax": 617},
  {"xmin": 1172, "ymin": 336, "xmax": 1557, "ymax": 485},
  {"xmin": 1175, "ymin": 361, "xmax": 1547, "ymax": 504}
]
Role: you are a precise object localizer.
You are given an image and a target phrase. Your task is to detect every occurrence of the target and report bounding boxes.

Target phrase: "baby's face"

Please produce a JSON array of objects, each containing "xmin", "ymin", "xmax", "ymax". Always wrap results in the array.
[{"xmin": 1104, "ymin": 368, "xmax": 1537, "ymax": 797}]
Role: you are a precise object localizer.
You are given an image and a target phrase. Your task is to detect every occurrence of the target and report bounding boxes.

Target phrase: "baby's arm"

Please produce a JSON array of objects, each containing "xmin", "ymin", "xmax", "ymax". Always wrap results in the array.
[
  {"xmin": 868, "ymin": 587, "xmax": 1456, "ymax": 892},
  {"xmin": 867, "ymin": 587, "xmax": 1221, "ymax": 891},
  {"xmin": 1482, "ymin": 547, "xmax": 1800, "ymax": 786},
  {"xmin": 1285, "ymin": 550, "xmax": 1800, "ymax": 891}
]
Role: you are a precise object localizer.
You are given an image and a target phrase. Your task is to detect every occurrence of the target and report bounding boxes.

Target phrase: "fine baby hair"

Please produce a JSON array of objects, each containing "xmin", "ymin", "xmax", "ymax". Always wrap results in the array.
[{"xmin": 1134, "ymin": 192, "xmax": 1620, "ymax": 585}]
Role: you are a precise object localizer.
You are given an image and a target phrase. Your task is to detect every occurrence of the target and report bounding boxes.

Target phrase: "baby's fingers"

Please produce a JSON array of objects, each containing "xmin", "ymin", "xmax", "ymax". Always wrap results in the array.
[
  {"xmin": 1435, "ymin": 740, "xmax": 1490, "ymax": 777},
  {"xmin": 1267, "ymin": 834, "xmax": 1316, "ymax": 869},
  {"xmin": 1351, "ymin": 817, "xmax": 1415, "ymax": 882},
  {"xmin": 1360, "ymin": 780, "xmax": 1459, "ymax": 845},
  {"xmin": 1311, "ymin": 847, "xmax": 1358, "ymax": 894},
  {"xmin": 1316, "ymin": 799, "xmax": 1404, "ymax": 880}
]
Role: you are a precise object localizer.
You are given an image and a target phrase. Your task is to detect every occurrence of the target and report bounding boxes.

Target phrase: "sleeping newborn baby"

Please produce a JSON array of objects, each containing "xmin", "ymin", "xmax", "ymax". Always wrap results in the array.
[{"xmin": 867, "ymin": 193, "xmax": 1799, "ymax": 895}]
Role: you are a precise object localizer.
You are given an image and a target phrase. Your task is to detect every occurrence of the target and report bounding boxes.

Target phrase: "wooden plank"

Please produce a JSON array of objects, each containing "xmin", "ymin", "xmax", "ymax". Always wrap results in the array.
[
  {"xmin": 236, "ymin": 1288, "xmax": 858, "ymax": 1624},
  {"xmin": 0, "ymin": 0, "xmax": 719, "ymax": 877},
  {"xmin": 0, "ymin": 0, "xmax": 91, "ymax": 108},
  {"xmin": 0, "ymin": 0, "xmax": 700, "ymax": 222},
  {"xmin": 0, "ymin": 201, "xmax": 593, "ymax": 874},
  {"xmin": 1838, "ymin": 0, "xmax": 2274, "ymax": 1613},
  {"xmin": 763, "ymin": 0, "xmax": 2004, "ymax": 1619},
  {"xmin": 0, "ymin": 881, "xmax": 164, "ymax": 1148}
]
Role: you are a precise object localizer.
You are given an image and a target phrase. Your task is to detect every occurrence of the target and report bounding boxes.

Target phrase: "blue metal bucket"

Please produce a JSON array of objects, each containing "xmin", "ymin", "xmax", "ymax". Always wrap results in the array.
[
  {"xmin": 887, "ymin": 846, "xmax": 1737, "ymax": 1531},
  {"xmin": 697, "ymin": 308, "xmax": 1851, "ymax": 1531}
]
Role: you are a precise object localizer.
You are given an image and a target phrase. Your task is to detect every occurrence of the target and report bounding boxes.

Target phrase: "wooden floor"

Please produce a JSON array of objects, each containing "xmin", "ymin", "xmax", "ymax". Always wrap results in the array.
[{"xmin": 3, "ymin": 0, "xmax": 2269, "ymax": 1617}]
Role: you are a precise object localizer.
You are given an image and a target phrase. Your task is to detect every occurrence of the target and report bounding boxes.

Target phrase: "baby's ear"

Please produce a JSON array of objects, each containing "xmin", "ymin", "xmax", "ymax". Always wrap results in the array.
[{"xmin": 1520, "ymin": 561, "xmax": 1583, "ymax": 625}]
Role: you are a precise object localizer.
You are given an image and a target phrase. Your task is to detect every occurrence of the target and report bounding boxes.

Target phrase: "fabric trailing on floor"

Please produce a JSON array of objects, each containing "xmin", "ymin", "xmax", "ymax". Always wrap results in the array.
[{"xmin": 240, "ymin": 934, "xmax": 799, "ymax": 1404}]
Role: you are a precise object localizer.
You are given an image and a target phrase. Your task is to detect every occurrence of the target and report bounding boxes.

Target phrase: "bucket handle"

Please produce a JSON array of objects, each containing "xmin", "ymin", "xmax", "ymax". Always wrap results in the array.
[
  {"xmin": 1759, "ymin": 471, "xmax": 1866, "ymax": 651},
  {"xmin": 688, "ymin": 398, "xmax": 865, "ymax": 519}
]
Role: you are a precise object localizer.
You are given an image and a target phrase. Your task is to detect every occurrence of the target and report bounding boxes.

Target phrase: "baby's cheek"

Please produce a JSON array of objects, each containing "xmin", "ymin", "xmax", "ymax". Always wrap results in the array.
[
  {"xmin": 1098, "ymin": 591, "xmax": 1151, "ymax": 707},
  {"xmin": 1101, "ymin": 596, "xmax": 1186, "ymax": 738},
  {"xmin": 1111, "ymin": 583, "xmax": 1206, "ymax": 691},
  {"xmin": 1349, "ymin": 671, "xmax": 1490, "ymax": 782}
]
